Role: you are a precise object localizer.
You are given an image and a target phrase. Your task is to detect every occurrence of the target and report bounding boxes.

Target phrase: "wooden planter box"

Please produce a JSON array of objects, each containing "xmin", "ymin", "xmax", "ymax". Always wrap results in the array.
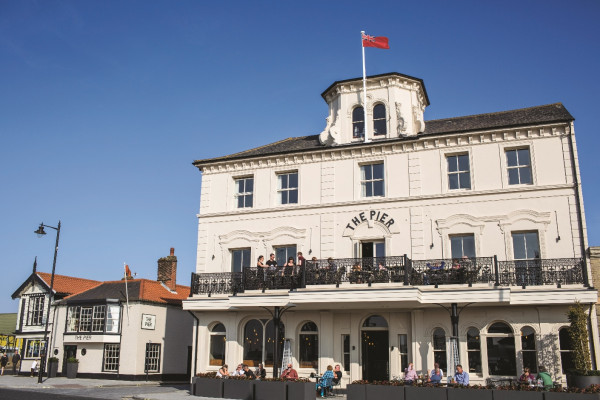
[
  {"xmin": 194, "ymin": 377, "xmax": 223, "ymax": 398},
  {"xmin": 366, "ymin": 384, "xmax": 404, "ymax": 399},
  {"xmin": 286, "ymin": 381, "xmax": 316, "ymax": 400},
  {"xmin": 47, "ymin": 361, "xmax": 59, "ymax": 378},
  {"xmin": 545, "ymin": 393, "xmax": 600, "ymax": 400},
  {"xmin": 223, "ymin": 379, "xmax": 254, "ymax": 400},
  {"xmin": 255, "ymin": 380, "xmax": 286, "ymax": 400},
  {"xmin": 404, "ymin": 385, "xmax": 447, "ymax": 400},
  {"xmin": 346, "ymin": 384, "xmax": 366, "ymax": 400},
  {"xmin": 66, "ymin": 362, "xmax": 78, "ymax": 379},
  {"xmin": 447, "ymin": 387, "xmax": 492, "ymax": 400},
  {"xmin": 493, "ymin": 390, "xmax": 544, "ymax": 400}
]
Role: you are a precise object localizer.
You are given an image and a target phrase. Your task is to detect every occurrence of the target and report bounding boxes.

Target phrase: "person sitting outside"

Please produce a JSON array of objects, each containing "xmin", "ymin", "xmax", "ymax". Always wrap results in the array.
[
  {"xmin": 519, "ymin": 367, "xmax": 535, "ymax": 385},
  {"xmin": 242, "ymin": 364, "xmax": 256, "ymax": 379},
  {"xmin": 332, "ymin": 364, "xmax": 342, "ymax": 385},
  {"xmin": 255, "ymin": 362, "xmax": 266, "ymax": 379},
  {"xmin": 317, "ymin": 365, "xmax": 335, "ymax": 398},
  {"xmin": 454, "ymin": 364, "xmax": 469, "ymax": 385},
  {"xmin": 234, "ymin": 364, "xmax": 244, "ymax": 376},
  {"xmin": 216, "ymin": 364, "xmax": 229, "ymax": 377},
  {"xmin": 280, "ymin": 363, "xmax": 298, "ymax": 379},
  {"xmin": 404, "ymin": 362, "xmax": 418, "ymax": 385},
  {"xmin": 428, "ymin": 363, "xmax": 443, "ymax": 384},
  {"xmin": 537, "ymin": 366, "xmax": 553, "ymax": 388}
]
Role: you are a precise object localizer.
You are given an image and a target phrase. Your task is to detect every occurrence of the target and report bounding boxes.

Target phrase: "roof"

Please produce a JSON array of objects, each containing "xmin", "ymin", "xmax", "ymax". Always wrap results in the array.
[
  {"xmin": 0, "ymin": 313, "xmax": 17, "ymax": 335},
  {"xmin": 320, "ymin": 72, "xmax": 430, "ymax": 106},
  {"xmin": 193, "ymin": 103, "xmax": 574, "ymax": 167},
  {"xmin": 11, "ymin": 272, "xmax": 101, "ymax": 299},
  {"xmin": 64, "ymin": 279, "xmax": 189, "ymax": 306}
]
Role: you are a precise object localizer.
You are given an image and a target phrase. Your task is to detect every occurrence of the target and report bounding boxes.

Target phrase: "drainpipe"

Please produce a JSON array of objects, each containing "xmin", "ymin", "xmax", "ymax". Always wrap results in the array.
[
  {"xmin": 188, "ymin": 311, "xmax": 199, "ymax": 380},
  {"xmin": 588, "ymin": 303, "xmax": 598, "ymax": 370}
]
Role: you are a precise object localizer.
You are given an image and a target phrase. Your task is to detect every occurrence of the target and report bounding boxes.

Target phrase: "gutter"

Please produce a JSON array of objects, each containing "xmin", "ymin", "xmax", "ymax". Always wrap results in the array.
[{"xmin": 188, "ymin": 311, "xmax": 199, "ymax": 380}]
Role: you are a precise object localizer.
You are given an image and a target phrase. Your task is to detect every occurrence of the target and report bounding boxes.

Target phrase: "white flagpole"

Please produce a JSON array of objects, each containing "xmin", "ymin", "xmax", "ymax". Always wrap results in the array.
[
  {"xmin": 123, "ymin": 263, "xmax": 130, "ymax": 325},
  {"xmin": 361, "ymin": 31, "xmax": 370, "ymax": 143}
]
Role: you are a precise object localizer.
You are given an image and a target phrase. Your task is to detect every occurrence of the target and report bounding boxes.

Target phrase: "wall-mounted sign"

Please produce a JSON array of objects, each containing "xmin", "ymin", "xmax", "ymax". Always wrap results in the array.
[
  {"xmin": 141, "ymin": 314, "xmax": 156, "ymax": 330},
  {"xmin": 75, "ymin": 335, "xmax": 92, "ymax": 341},
  {"xmin": 345, "ymin": 210, "xmax": 395, "ymax": 231}
]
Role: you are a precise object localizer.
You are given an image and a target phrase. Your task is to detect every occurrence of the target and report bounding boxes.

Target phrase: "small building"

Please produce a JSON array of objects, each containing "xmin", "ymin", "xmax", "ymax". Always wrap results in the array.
[{"xmin": 11, "ymin": 262, "xmax": 100, "ymax": 374}]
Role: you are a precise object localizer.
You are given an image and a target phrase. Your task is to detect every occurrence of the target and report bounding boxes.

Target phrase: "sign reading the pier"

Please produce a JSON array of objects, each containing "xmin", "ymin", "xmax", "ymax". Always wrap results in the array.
[{"xmin": 345, "ymin": 210, "xmax": 396, "ymax": 232}]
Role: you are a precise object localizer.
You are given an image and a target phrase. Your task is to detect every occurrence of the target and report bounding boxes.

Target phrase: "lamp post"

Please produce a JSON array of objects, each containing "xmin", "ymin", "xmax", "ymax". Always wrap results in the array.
[
  {"xmin": 260, "ymin": 304, "xmax": 295, "ymax": 378},
  {"xmin": 34, "ymin": 221, "xmax": 61, "ymax": 384}
]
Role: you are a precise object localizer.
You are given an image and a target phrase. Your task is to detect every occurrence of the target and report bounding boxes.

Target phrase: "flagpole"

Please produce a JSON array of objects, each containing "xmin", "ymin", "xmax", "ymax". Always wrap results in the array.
[
  {"xmin": 123, "ymin": 263, "xmax": 130, "ymax": 325},
  {"xmin": 361, "ymin": 31, "xmax": 370, "ymax": 143}
]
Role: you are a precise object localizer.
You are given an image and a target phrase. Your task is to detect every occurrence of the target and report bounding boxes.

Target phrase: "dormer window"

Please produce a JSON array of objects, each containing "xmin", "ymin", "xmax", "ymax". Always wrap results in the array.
[
  {"xmin": 373, "ymin": 104, "xmax": 386, "ymax": 136},
  {"xmin": 352, "ymin": 107, "xmax": 364, "ymax": 138}
]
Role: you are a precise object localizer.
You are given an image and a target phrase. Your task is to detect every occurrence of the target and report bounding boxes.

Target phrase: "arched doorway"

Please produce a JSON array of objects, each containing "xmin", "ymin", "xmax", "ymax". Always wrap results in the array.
[{"xmin": 361, "ymin": 315, "xmax": 389, "ymax": 381}]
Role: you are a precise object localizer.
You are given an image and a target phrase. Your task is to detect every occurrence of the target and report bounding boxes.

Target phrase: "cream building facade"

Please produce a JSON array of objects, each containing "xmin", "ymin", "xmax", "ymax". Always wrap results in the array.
[{"xmin": 184, "ymin": 72, "xmax": 598, "ymax": 386}]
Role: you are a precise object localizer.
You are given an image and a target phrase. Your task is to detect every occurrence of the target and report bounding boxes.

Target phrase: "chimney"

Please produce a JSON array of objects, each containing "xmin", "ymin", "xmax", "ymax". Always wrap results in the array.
[{"xmin": 157, "ymin": 247, "xmax": 177, "ymax": 291}]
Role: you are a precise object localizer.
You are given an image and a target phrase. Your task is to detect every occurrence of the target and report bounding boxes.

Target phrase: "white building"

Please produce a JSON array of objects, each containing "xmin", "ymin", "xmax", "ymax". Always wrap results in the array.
[{"xmin": 183, "ymin": 72, "xmax": 598, "ymax": 386}]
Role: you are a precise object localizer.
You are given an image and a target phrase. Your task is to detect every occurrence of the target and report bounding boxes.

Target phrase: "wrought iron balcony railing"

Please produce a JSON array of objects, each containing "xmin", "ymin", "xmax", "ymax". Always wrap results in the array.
[{"xmin": 190, "ymin": 256, "xmax": 586, "ymax": 296}]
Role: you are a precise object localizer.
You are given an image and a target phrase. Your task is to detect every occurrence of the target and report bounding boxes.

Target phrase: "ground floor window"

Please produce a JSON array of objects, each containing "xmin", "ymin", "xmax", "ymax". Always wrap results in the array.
[
  {"xmin": 24, "ymin": 339, "xmax": 45, "ymax": 359},
  {"xmin": 398, "ymin": 334, "xmax": 408, "ymax": 373},
  {"xmin": 559, "ymin": 327, "xmax": 574, "ymax": 373},
  {"xmin": 103, "ymin": 344, "xmax": 120, "ymax": 372},
  {"xmin": 243, "ymin": 319, "xmax": 284, "ymax": 368},
  {"xmin": 521, "ymin": 326, "xmax": 537, "ymax": 373},
  {"xmin": 433, "ymin": 328, "xmax": 447, "ymax": 372},
  {"xmin": 486, "ymin": 322, "xmax": 516, "ymax": 376},
  {"xmin": 299, "ymin": 322, "xmax": 318, "ymax": 369},
  {"xmin": 145, "ymin": 343, "xmax": 161, "ymax": 373},
  {"xmin": 467, "ymin": 327, "xmax": 482, "ymax": 374},
  {"xmin": 210, "ymin": 323, "xmax": 226, "ymax": 366},
  {"xmin": 342, "ymin": 334, "xmax": 350, "ymax": 372}
]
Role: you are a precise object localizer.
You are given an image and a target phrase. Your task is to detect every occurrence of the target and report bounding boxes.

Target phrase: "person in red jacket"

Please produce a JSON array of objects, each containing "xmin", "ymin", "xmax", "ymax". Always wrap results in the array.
[{"xmin": 281, "ymin": 363, "xmax": 298, "ymax": 379}]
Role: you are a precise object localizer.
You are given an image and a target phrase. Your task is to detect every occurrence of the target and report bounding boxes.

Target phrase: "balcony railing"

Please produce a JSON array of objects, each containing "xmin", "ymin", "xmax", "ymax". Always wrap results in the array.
[{"xmin": 190, "ymin": 256, "xmax": 586, "ymax": 296}]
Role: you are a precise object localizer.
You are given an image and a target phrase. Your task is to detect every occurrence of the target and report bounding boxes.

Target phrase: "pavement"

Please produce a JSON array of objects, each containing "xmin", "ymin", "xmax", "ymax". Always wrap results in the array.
[{"xmin": 0, "ymin": 374, "xmax": 208, "ymax": 400}]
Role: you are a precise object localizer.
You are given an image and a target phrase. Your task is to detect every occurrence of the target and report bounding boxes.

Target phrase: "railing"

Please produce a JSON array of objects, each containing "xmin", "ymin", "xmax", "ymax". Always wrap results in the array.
[{"xmin": 190, "ymin": 257, "xmax": 586, "ymax": 295}]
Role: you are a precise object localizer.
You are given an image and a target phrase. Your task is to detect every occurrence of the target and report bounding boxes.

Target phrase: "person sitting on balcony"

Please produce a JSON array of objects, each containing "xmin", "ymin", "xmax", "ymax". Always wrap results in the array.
[
  {"xmin": 404, "ymin": 362, "xmax": 417, "ymax": 384},
  {"xmin": 428, "ymin": 363, "xmax": 443, "ymax": 384},
  {"xmin": 216, "ymin": 364, "xmax": 229, "ymax": 377},
  {"xmin": 281, "ymin": 363, "xmax": 299, "ymax": 379}
]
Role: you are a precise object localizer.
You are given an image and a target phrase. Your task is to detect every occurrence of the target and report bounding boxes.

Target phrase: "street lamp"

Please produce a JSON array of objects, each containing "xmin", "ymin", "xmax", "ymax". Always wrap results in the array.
[
  {"xmin": 34, "ymin": 221, "xmax": 61, "ymax": 384},
  {"xmin": 260, "ymin": 304, "xmax": 295, "ymax": 378}
]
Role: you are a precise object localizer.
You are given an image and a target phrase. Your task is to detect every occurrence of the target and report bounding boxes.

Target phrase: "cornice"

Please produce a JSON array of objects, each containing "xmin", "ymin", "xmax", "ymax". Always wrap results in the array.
[{"xmin": 200, "ymin": 122, "xmax": 570, "ymax": 175}]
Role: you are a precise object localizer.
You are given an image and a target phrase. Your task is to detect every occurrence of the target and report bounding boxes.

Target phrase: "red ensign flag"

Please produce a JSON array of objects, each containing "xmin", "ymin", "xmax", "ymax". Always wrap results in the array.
[{"xmin": 362, "ymin": 33, "xmax": 389, "ymax": 49}]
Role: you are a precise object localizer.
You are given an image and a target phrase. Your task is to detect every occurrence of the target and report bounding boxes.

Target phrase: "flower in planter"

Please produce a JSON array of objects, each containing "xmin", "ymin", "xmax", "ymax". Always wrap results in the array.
[
  {"xmin": 66, "ymin": 357, "xmax": 79, "ymax": 363},
  {"xmin": 196, "ymin": 371, "xmax": 218, "ymax": 378}
]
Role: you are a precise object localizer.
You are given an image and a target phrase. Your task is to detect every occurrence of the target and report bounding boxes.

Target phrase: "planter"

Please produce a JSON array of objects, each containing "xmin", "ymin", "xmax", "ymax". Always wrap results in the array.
[
  {"xmin": 223, "ymin": 379, "xmax": 253, "ymax": 400},
  {"xmin": 567, "ymin": 375, "xmax": 600, "ymax": 389},
  {"xmin": 404, "ymin": 386, "xmax": 447, "ymax": 400},
  {"xmin": 286, "ymin": 381, "xmax": 316, "ymax": 400},
  {"xmin": 255, "ymin": 380, "xmax": 286, "ymax": 400},
  {"xmin": 346, "ymin": 384, "xmax": 366, "ymax": 400},
  {"xmin": 447, "ymin": 387, "xmax": 492, "ymax": 400},
  {"xmin": 47, "ymin": 361, "xmax": 59, "ymax": 378},
  {"xmin": 66, "ymin": 362, "xmax": 78, "ymax": 379},
  {"xmin": 545, "ymin": 393, "xmax": 600, "ymax": 400},
  {"xmin": 194, "ymin": 377, "xmax": 223, "ymax": 398},
  {"xmin": 493, "ymin": 390, "xmax": 544, "ymax": 400},
  {"xmin": 366, "ymin": 384, "xmax": 404, "ymax": 399}
]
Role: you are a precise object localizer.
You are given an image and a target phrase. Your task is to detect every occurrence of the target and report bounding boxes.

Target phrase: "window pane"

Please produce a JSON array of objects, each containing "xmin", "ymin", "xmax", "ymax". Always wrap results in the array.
[
  {"xmin": 353, "ymin": 107, "xmax": 364, "ymax": 122},
  {"xmin": 237, "ymin": 196, "xmax": 244, "ymax": 208},
  {"xmin": 372, "ymin": 163, "xmax": 384, "ymax": 179},
  {"xmin": 363, "ymin": 315, "xmax": 388, "ymax": 328},
  {"xmin": 448, "ymin": 174, "xmax": 459, "ymax": 190},
  {"xmin": 280, "ymin": 191, "xmax": 288, "ymax": 204},
  {"xmin": 459, "ymin": 172, "xmax": 470, "ymax": 189},
  {"xmin": 373, "ymin": 104, "xmax": 386, "ymax": 119},
  {"xmin": 512, "ymin": 234, "xmax": 527, "ymax": 260},
  {"xmin": 433, "ymin": 328, "xmax": 445, "ymax": 350},
  {"xmin": 506, "ymin": 150, "xmax": 518, "ymax": 167},
  {"xmin": 458, "ymin": 155, "xmax": 469, "ymax": 171},
  {"xmin": 288, "ymin": 189, "xmax": 298, "ymax": 204},
  {"xmin": 246, "ymin": 178, "xmax": 253, "ymax": 192},
  {"xmin": 299, "ymin": 334, "xmax": 318, "ymax": 369},
  {"xmin": 524, "ymin": 232, "xmax": 540, "ymax": 259},
  {"xmin": 521, "ymin": 327, "xmax": 536, "ymax": 350},
  {"xmin": 243, "ymin": 320, "xmax": 263, "ymax": 367},
  {"xmin": 264, "ymin": 320, "xmax": 285, "ymax": 368},
  {"xmin": 486, "ymin": 337, "xmax": 516, "ymax": 375},
  {"xmin": 399, "ymin": 334, "xmax": 408, "ymax": 353},
  {"xmin": 450, "ymin": 237, "xmax": 463, "ymax": 259},
  {"xmin": 289, "ymin": 173, "xmax": 298, "ymax": 188},
  {"xmin": 279, "ymin": 174, "xmax": 288, "ymax": 189},
  {"xmin": 488, "ymin": 322, "xmax": 512, "ymax": 334},
  {"xmin": 520, "ymin": 167, "xmax": 532, "ymax": 184},
  {"xmin": 373, "ymin": 180, "xmax": 384, "ymax": 196},
  {"xmin": 365, "ymin": 183, "xmax": 373, "ymax": 197},
  {"xmin": 508, "ymin": 168, "xmax": 520, "ymax": 185},
  {"xmin": 246, "ymin": 195, "xmax": 253, "ymax": 208},
  {"xmin": 373, "ymin": 119, "xmax": 386, "ymax": 136},
  {"xmin": 447, "ymin": 156, "xmax": 458, "ymax": 172},
  {"xmin": 468, "ymin": 350, "xmax": 482, "ymax": 374},
  {"xmin": 559, "ymin": 328, "xmax": 573, "ymax": 350},
  {"xmin": 467, "ymin": 328, "xmax": 480, "ymax": 350},
  {"xmin": 210, "ymin": 334, "xmax": 226, "ymax": 366},
  {"xmin": 463, "ymin": 236, "xmax": 476, "ymax": 258},
  {"xmin": 518, "ymin": 149, "xmax": 530, "ymax": 166},
  {"xmin": 237, "ymin": 180, "xmax": 245, "ymax": 193},
  {"xmin": 363, "ymin": 165, "xmax": 373, "ymax": 180}
]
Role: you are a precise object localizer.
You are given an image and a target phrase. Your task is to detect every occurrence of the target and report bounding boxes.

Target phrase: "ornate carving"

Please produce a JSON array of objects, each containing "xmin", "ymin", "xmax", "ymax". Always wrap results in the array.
[{"xmin": 396, "ymin": 103, "xmax": 405, "ymax": 135}]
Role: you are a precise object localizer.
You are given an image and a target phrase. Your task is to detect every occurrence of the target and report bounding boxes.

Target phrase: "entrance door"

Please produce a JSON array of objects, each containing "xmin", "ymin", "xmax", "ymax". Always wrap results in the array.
[
  {"xmin": 360, "ymin": 241, "xmax": 385, "ymax": 270},
  {"xmin": 361, "ymin": 315, "xmax": 389, "ymax": 381},
  {"xmin": 62, "ymin": 345, "xmax": 77, "ymax": 375}
]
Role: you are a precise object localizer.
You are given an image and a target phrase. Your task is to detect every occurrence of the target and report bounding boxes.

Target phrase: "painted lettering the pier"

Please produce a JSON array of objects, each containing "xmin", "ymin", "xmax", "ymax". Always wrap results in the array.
[{"xmin": 346, "ymin": 210, "xmax": 395, "ymax": 230}]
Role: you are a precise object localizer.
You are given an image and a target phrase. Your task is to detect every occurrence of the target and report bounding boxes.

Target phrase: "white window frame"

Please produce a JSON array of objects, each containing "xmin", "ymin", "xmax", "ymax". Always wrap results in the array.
[
  {"xmin": 79, "ymin": 307, "xmax": 93, "ymax": 332},
  {"xmin": 24, "ymin": 339, "xmax": 46, "ymax": 359},
  {"xmin": 446, "ymin": 153, "xmax": 471, "ymax": 190},
  {"xmin": 277, "ymin": 171, "xmax": 299, "ymax": 205},
  {"xmin": 234, "ymin": 176, "xmax": 254, "ymax": 209},
  {"xmin": 91, "ymin": 305, "xmax": 106, "ymax": 332},
  {"xmin": 209, "ymin": 323, "xmax": 226, "ymax": 367},
  {"xmin": 372, "ymin": 103, "xmax": 387, "ymax": 137},
  {"xmin": 499, "ymin": 143, "xmax": 536, "ymax": 188},
  {"xmin": 298, "ymin": 321, "xmax": 318, "ymax": 369},
  {"xmin": 27, "ymin": 295, "xmax": 45, "ymax": 326},
  {"xmin": 359, "ymin": 162, "xmax": 385, "ymax": 198},
  {"xmin": 145, "ymin": 343, "xmax": 161, "ymax": 373},
  {"xmin": 103, "ymin": 344, "xmax": 120, "ymax": 372},
  {"xmin": 449, "ymin": 234, "xmax": 476, "ymax": 259}
]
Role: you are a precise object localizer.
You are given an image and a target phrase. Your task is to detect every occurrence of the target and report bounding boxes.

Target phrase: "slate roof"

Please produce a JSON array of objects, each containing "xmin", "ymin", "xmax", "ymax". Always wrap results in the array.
[
  {"xmin": 64, "ymin": 279, "xmax": 189, "ymax": 306},
  {"xmin": 193, "ymin": 103, "xmax": 573, "ymax": 168}
]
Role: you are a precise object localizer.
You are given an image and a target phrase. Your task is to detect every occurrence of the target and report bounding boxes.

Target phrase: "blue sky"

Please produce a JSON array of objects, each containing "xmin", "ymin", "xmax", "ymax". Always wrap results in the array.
[{"xmin": 1, "ymin": 0, "xmax": 599, "ymax": 313}]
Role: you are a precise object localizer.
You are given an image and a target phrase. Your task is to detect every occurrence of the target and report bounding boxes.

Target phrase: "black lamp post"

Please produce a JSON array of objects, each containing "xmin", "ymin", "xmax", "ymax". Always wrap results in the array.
[
  {"xmin": 34, "ymin": 221, "xmax": 61, "ymax": 384},
  {"xmin": 261, "ymin": 304, "xmax": 295, "ymax": 378}
]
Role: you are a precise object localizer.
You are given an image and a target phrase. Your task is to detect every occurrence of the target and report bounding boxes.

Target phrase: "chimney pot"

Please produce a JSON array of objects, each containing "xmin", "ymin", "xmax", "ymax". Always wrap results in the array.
[{"xmin": 170, "ymin": 247, "xmax": 175, "ymax": 256}]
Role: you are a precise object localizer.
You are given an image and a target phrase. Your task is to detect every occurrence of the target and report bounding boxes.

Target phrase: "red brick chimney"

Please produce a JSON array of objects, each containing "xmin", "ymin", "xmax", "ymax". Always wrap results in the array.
[{"xmin": 157, "ymin": 247, "xmax": 177, "ymax": 291}]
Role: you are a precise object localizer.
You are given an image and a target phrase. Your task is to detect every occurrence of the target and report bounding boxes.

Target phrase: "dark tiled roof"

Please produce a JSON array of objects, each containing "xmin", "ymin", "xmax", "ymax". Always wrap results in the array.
[
  {"xmin": 193, "ymin": 103, "xmax": 573, "ymax": 167},
  {"xmin": 64, "ymin": 279, "xmax": 189, "ymax": 306}
]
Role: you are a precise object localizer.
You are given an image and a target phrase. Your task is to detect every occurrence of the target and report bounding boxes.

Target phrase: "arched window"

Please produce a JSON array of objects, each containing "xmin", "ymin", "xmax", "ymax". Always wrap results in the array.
[
  {"xmin": 373, "ymin": 104, "xmax": 386, "ymax": 136},
  {"xmin": 265, "ymin": 320, "xmax": 285, "ymax": 368},
  {"xmin": 521, "ymin": 326, "xmax": 537, "ymax": 373},
  {"xmin": 467, "ymin": 327, "xmax": 482, "ymax": 373},
  {"xmin": 243, "ymin": 319, "xmax": 263, "ymax": 367},
  {"xmin": 209, "ymin": 323, "xmax": 226, "ymax": 366},
  {"xmin": 299, "ymin": 322, "xmax": 318, "ymax": 369},
  {"xmin": 363, "ymin": 315, "xmax": 388, "ymax": 328},
  {"xmin": 559, "ymin": 327, "xmax": 574, "ymax": 373},
  {"xmin": 353, "ymin": 107, "xmax": 364, "ymax": 138},
  {"xmin": 486, "ymin": 322, "xmax": 516, "ymax": 376},
  {"xmin": 433, "ymin": 328, "xmax": 447, "ymax": 372}
]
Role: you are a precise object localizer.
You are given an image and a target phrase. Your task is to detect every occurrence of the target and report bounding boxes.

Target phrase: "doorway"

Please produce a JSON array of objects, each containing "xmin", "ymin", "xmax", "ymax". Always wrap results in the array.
[
  {"xmin": 62, "ymin": 345, "xmax": 77, "ymax": 375},
  {"xmin": 360, "ymin": 241, "xmax": 385, "ymax": 270},
  {"xmin": 361, "ymin": 315, "xmax": 389, "ymax": 381}
]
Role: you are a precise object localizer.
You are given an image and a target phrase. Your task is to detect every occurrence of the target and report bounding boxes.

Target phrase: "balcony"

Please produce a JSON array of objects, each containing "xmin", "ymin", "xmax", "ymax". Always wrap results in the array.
[{"xmin": 189, "ymin": 256, "xmax": 586, "ymax": 296}]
